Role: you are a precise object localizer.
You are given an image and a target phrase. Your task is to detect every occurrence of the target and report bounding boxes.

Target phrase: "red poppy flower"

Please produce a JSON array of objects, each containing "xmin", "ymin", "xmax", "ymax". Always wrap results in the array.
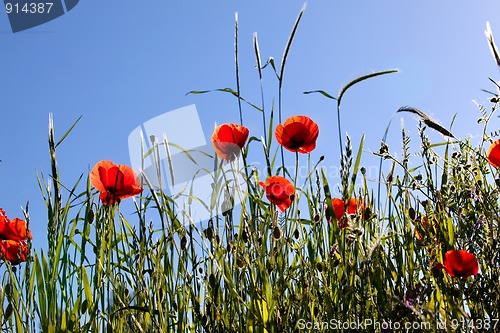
[
  {"xmin": 259, "ymin": 176, "xmax": 295, "ymax": 212},
  {"xmin": 331, "ymin": 198, "xmax": 363, "ymax": 229},
  {"xmin": 275, "ymin": 116, "xmax": 319, "ymax": 153},
  {"xmin": 211, "ymin": 123, "xmax": 249, "ymax": 162},
  {"xmin": 0, "ymin": 240, "xmax": 29, "ymax": 265},
  {"xmin": 487, "ymin": 139, "xmax": 500, "ymax": 167},
  {"xmin": 0, "ymin": 209, "xmax": 31, "ymax": 265},
  {"xmin": 90, "ymin": 160, "xmax": 143, "ymax": 205},
  {"xmin": 0, "ymin": 209, "xmax": 32, "ymax": 241},
  {"xmin": 441, "ymin": 250, "xmax": 479, "ymax": 278}
]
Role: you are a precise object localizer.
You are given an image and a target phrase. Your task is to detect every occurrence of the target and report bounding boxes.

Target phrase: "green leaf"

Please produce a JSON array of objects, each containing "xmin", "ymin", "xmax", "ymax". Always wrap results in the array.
[
  {"xmin": 81, "ymin": 265, "xmax": 93, "ymax": 310},
  {"xmin": 55, "ymin": 115, "xmax": 83, "ymax": 148},
  {"xmin": 303, "ymin": 90, "xmax": 337, "ymax": 100},
  {"xmin": 348, "ymin": 134, "xmax": 365, "ymax": 198},
  {"xmin": 322, "ymin": 168, "xmax": 337, "ymax": 232},
  {"xmin": 186, "ymin": 88, "xmax": 263, "ymax": 112}
]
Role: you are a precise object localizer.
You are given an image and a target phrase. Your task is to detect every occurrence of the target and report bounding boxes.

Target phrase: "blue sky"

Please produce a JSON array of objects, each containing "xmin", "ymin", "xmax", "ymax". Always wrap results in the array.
[{"xmin": 1, "ymin": 1, "xmax": 500, "ymax": 250}]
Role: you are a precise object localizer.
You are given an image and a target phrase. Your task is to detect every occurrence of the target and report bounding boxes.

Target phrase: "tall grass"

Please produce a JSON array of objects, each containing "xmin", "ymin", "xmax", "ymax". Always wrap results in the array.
[{"xmin": 1, "ymin": 7, "xmax": 500, "ymax": 333}]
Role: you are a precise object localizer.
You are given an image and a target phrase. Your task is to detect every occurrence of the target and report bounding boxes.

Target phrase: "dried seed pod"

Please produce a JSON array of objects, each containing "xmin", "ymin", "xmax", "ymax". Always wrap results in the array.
[
  {"xmin": 180, "ymin": 235, "xmax": 188, "ymax": 250},
  {"xmin": 272, "ymin": 225, "xmax": 283, "ymax": 240}
]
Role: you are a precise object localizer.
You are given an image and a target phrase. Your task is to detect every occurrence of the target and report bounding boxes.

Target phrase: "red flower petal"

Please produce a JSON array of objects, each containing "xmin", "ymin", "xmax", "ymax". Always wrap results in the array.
[
  {"xmin": 332, "ymin": 198, "xmax": 345, "ymax": 221},
  {"xmin": 275, "ymin": 116, "xmax": 319, "ymax": 154},
  {"xmin": 346, "ymin": 198, "xmax": 363, "ymax": 215},
  {"xmin": 90, "ymin": 160, "xmax": 143, "ymax": 205},
  {"xmin": 0, "ymin": 209, "xmax": 32, "ymax": 241},
  {"xmin": 90, "ymin": 160, "xmax": 115, "ymax": 192},
  {"xmin": 211, "ymin": 123, "xmax": 249, "ymax": 162},
  {"xmin": 443, "ymin": 250, "xmax": 479, "ymax": 278},
  {"xmin": 330, "ymin": 198, "xmax": 363, "ymax": 230},
  {"xmin": 0, "ymin": 240, "xmax": 29, "ymax": 265},
  {"xmin": 487, "ymin": 139, "xmax": 500, "ymax": 167},
  {"xmin": 259, "ymin": 176, "xmax": 295, "ymax": 212}
]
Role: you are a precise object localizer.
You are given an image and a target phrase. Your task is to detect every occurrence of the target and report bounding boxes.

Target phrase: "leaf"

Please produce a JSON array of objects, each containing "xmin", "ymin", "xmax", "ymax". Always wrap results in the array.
[
  {"xmin": 298, "ymin": 218, "xmax": 313, "ymax": 225},
  {"xmin": 321, "ymin": 168, "xmax": 337, "ymax": 232},
  {"xmin": 303, "ymin": 90, "xmax": 337, "ymax": 100},
  {"xmin": 488, "ymin": 77, "xmax": 500, "ymax": 90},
  {"xmin": 186, "ymin": 88, "xmax": 263, "ymax": 112},
  {"xmin": 263, "ymin": 57, "xmax": 279, "ymax": 79},
  {"xmin": 55, "ymin": 115, "xmax": 83, "ymax": 148},
  {"xmin": 348, "ymin": 134, "xmax": 365, "ymax": 198}
]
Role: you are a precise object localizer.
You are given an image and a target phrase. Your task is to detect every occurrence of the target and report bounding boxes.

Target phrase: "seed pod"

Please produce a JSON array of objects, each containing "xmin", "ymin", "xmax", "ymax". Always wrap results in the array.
[
  {"xmin": 408, "ymin": 208, "xmax": 416, "ymax": 220},
  {"xmin": 86, "ymin": 209, "xmax": 95, "ymax": 223},
  {"xmin": 180, "ymin": 235, "xmax": 188, "ymax": 250},
  {"xmin": 81, "ymin": 300, "xmax": 88, "ymax": 315},
  {"xmin": 272, "ymin": 226, "xmax": 283, "ymax": 240},
  {"xmin": 4, "ymin": 303, "xmax": 12, "ymax": 320},
  {"xmin": 209, "ymin": 274, "xmax": 217, "ymax": 288},
  {"xmin": 314, "ymin": 213, "xmax": 320, "ymax": 222},
  {"xmin": 204, "ymin": 227, "xmax": 213, "ymax": 241}
]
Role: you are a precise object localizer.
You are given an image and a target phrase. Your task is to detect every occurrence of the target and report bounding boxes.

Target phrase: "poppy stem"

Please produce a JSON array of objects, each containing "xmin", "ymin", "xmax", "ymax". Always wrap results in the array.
[
  {"xmin": 260, "ymin": 84, "xmax": 267, "ymax": 145},
  {"xmin": 337, "ymin": 101, "xmax": 344, "ymax": 156},
  {"xmin": 294, "ymin": 151, "xmax": 299, "ymax": 189},
  {"xmin": 279, "ymin": 84, "xmax": 286, "ymax": 177}
]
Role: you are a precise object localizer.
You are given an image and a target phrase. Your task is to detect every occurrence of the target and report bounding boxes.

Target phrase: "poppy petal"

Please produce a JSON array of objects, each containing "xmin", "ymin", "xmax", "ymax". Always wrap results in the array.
[
  {"xmin": 211, "ymin": 123, "xmax": 249, "ymax": 162},
  {"xmin": 487, "ymin": 139, "xmax": 500, "ymax": 167},
  {"xmin": 0, "ymin": 240, "xmax": 29, "ymax": 265},
  {"xmin": 90, "ymin": 160, "xmax": 115, "ymax": 192},
  {"xmin": 299, "ymin": 142, "xmax": 317, "ymax": 154},
  {"xmin": 0, "ymin": 210, "xmax": 31, "ymax": 242},
  {"xmin": 261, "ymin": 176, "xmax": 294, "ymax": 211},
  {"xmin": 332, "ymin": 198, "xmax": 345, "ymax": 221},
  {"xmin": 443, "ymin": 250, "xmax": 479, "ymax": 278},
  {"xmin": 91, "ymin": 160, "xmax": 143, "ymax": 205},
  {"xmin": 275, "ymin": 116, "xmax": 319, "ymax": 154}
]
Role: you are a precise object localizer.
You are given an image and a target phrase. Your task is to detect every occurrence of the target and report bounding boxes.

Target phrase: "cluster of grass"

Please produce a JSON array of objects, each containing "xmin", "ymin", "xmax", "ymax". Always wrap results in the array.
[{"xmin": 1, "ymin": 6, "xmax": 500, "ymax": 333}]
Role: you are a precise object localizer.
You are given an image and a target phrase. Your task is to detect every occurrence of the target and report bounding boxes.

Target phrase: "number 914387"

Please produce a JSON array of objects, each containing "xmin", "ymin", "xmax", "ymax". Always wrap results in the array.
[{"xmin": 5, "ymin": 2, "xmax": 53, "ymax": 14}]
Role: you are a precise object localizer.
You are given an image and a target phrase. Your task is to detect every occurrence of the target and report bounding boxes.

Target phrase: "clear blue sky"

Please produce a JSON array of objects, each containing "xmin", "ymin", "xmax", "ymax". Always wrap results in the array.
[{"xmin": 1, "ymin": 1, "xmax": 500, "ymax": 250}]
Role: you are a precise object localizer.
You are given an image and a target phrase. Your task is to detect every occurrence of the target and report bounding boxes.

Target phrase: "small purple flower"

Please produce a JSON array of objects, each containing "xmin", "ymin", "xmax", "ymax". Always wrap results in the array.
[
  {"xmin": 470, "ymin": 188, "xmax": 479, "ymax": 202},
  {"xmin": 474, "ymin": 215, "xmax": 485, "ymax": 232},
  {"xmin": 403, "ymin": 284, "xmax": 421, "ymax": 308}
]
